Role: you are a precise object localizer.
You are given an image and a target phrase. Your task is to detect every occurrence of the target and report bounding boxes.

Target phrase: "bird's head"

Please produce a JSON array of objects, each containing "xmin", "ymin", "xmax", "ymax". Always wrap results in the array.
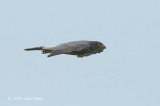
[
  {"xmin": 97, "ymin": 42, "xmax": 106, "ymax": 50},
  {"xmin": 89, "ymin": 41, "xmax": 106, "ymax": 52}
]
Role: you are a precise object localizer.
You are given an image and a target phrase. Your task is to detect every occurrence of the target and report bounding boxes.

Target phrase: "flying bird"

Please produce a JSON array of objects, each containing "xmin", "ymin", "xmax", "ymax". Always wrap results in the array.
[{"xmin": 24, "ymin": 40, "xmax": 106, "ymax": 58}]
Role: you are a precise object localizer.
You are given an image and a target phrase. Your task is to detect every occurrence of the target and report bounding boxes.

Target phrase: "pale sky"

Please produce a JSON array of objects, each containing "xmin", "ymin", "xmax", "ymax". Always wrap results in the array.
[{"xmin": 0, "ymin": 0, "xmax": 160, "ymax": 106}]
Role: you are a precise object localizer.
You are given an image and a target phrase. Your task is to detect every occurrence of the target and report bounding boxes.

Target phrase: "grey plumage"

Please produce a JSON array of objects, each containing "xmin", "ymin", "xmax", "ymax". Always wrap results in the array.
[
  {"xmin": 24, "ymin": 40, "xmax": 106, "ymax": 58},
  {"xmin": 24, "ymin": 46, "xmax": 43, "ymax": 51}
]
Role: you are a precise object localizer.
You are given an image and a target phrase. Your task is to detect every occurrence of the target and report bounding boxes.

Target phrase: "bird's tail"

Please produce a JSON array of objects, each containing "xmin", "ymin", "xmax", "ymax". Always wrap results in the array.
[{"xmin": 24, "ymin": 46, "xmax": 43, "ymax": 51}]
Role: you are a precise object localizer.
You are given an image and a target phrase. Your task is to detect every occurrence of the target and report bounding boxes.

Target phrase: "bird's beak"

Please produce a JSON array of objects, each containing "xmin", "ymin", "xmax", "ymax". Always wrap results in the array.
[{"xmin": 104, "ymin": 45, "xmax": 106, "ymax": 49}]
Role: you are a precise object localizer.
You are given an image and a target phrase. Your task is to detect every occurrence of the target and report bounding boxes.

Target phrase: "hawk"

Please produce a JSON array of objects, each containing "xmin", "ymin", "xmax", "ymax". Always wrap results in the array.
[{"xmin": 24, "ymin": 40, "xmax": 106, "ymax": 58}]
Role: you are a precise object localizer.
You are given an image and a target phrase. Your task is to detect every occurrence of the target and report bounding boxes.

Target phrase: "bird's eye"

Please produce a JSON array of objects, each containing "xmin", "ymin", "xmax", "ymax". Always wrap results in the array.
[{"xmin": 98, "ymin": 43, "xmax": 101, "ymax": 46}]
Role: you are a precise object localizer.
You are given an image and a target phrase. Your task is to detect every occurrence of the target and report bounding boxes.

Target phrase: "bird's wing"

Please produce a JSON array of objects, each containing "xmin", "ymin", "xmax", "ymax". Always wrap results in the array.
[{"xmin": 47, "ymin": 42, "xmax": 90, "ymax": 57}]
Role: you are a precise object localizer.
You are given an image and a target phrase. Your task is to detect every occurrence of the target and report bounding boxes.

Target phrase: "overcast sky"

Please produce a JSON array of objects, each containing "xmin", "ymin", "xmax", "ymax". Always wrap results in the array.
[{"xmin": 0, "ymin": 0, "xmax": 160, "ymax": 106}]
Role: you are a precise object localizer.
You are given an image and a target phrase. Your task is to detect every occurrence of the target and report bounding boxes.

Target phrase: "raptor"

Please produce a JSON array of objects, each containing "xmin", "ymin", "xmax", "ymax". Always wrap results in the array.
[{"xmin": 24, "ymin": 40, "xmax": 106, "ymax": 58}]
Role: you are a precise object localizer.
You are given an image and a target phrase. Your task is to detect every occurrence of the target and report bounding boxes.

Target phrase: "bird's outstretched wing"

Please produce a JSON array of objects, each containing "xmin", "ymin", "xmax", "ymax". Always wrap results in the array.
[{"xmin": 47, "ymin": 42, "xmax": 90, "ymax": 57}]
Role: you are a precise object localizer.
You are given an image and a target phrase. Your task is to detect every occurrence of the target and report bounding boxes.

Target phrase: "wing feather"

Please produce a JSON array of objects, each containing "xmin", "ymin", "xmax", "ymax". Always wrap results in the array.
[{"xmin": 47, "ymin": 41, "xmax": 90, "ymax": 57}]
